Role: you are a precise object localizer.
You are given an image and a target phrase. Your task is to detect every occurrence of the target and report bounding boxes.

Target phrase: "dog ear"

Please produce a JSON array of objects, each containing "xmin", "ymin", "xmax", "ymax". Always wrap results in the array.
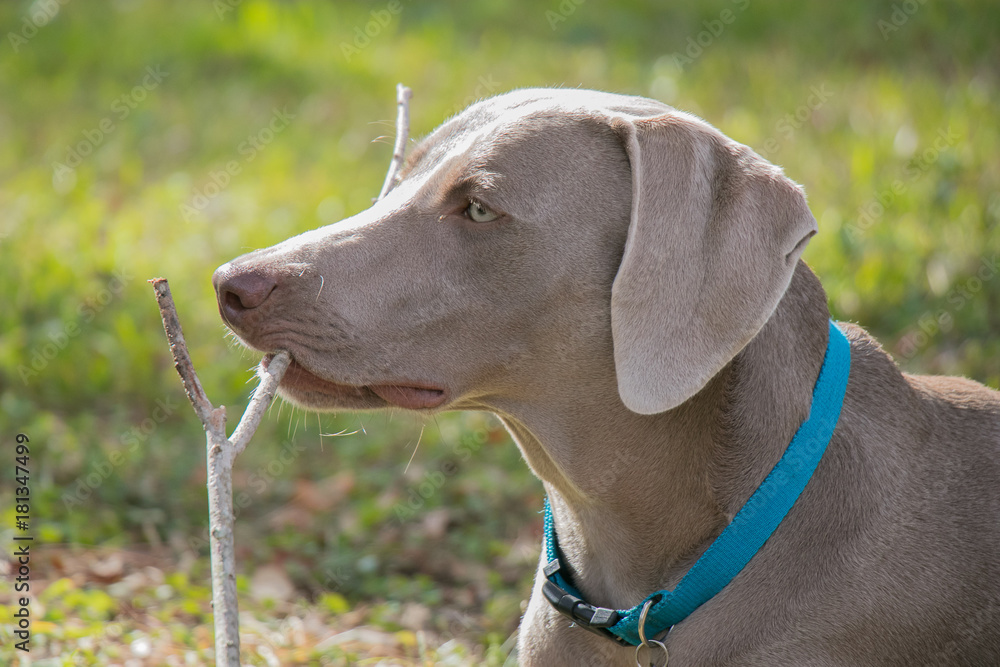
[{"xmin": 607, "ymin": 113, "xmax": 817, "ymax": 415}]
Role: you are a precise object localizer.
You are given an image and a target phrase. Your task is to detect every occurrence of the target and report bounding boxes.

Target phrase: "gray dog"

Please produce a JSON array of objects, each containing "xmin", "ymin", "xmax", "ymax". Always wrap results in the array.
[{"xmin": 213, "ymin": 89, "xmax": 1000, "ymax": 666}]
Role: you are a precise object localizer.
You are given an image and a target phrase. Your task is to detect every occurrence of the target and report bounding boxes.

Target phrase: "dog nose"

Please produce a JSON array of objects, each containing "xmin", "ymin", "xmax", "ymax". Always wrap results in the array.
[{"xmin": 213, "ymin": 265, "xmax": 278, "ymax": 326}]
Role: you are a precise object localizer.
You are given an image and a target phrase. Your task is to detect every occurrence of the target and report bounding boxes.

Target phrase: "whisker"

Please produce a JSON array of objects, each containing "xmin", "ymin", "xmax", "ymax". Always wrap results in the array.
[
  {"xmin": 403, "ymin": 423, "xmax": 425, "ymax": 475},
  {"xmin": 317, "ymin": 414, "xmax": 325, "ymax": 452},
  {"xmin": 320, "ymin": 428, "xmax": 360, "ymax": 437}
]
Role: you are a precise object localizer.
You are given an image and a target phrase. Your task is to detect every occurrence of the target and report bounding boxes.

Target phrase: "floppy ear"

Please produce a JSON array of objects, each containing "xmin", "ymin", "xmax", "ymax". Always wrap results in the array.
[{"xmin": 608, "ymin": 113, "xmax": 817, "ymax": 415}]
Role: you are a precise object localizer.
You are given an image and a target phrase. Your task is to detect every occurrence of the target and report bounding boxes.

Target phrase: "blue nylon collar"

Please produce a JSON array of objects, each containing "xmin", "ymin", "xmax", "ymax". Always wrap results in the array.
[{"xmin": 542, "ymin": 320, "xmax": 851, "ymax": 646}]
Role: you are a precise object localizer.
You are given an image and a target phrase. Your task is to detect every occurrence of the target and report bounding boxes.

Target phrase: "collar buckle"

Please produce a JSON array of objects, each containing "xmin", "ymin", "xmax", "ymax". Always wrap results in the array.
[{"xmin": 541, "ymin": 559, "xmax": 629, "ymax": 646}]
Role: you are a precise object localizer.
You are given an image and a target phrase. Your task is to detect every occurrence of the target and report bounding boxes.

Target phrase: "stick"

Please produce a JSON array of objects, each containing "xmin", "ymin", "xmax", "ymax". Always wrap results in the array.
[
  {"xmin": 231, "ymin": 352, "xmax": 291, "ymax": 456},
  {"xmin": 151, "ymin": 280, "xmax": 214, "ymax": 424},
  {"xmin": 150, "ymin": 278, "xmax": 290, "ymax": 666},
  {"xmin": 377, "ymin": 83, "xmax": 413, "ymax": 201}
]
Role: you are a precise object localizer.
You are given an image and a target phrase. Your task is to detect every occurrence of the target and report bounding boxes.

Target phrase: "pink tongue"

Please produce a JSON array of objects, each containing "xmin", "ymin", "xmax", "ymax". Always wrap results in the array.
[{"xmin": 369, "ymin": 384, "xmax": 445, "ymax": 409}]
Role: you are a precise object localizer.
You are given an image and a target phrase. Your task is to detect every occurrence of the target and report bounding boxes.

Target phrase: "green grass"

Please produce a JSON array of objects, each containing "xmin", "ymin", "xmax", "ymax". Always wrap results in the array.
[{"xmin": 1, "ymin": 0, "xmax": 998, "ymax": 663}]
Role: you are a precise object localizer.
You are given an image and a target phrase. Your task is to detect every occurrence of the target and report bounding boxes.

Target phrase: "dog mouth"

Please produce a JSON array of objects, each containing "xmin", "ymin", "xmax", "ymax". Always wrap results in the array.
[{"xmin": 263, "ymin": 355, "xmax": 447, "ymax": 410}]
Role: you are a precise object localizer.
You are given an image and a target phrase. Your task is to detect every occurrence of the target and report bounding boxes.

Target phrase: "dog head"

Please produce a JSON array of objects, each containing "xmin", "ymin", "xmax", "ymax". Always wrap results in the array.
[{"xmin": 213, "ymin": 89, "xmax": 816, "ymax": 415}]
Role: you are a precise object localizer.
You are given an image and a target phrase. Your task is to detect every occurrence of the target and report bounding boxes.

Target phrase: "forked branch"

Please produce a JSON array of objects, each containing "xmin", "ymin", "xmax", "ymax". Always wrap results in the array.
[
  {"xmin": 377, "ymin": 83, "xmax": 413, "ymax": 201},
  {"xmin": 150, "ymin": 278, "xmax": 289, "ymax": 666},
  {"xmin": 148, "ymin": 84, "xmax": 412, "ymax": 666}
]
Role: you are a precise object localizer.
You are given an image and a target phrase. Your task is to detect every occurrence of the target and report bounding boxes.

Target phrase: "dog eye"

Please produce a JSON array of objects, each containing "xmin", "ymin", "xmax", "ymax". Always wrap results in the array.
[{"xmin": 465, "ymin": 200, "xmax": 499, "ymax": 223}]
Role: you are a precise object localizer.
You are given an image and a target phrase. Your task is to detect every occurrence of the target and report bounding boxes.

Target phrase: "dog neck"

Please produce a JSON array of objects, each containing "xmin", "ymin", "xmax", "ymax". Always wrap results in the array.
[{"xmin": 495, "ymin": 262, "xmax": 831, "ymax": 610}]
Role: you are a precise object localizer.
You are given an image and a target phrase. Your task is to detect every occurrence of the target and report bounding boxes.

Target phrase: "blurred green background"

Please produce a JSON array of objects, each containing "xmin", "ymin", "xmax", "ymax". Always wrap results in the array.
[{"xmin": 1, "ymin": 0, "xmax": 998, "ymax": 664}]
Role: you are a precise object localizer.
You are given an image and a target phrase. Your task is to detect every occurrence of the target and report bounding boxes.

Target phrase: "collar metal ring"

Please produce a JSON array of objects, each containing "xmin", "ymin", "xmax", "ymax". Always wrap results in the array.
[
  {"xmin": 638, "ymin": 598, "xmax": 653, "ymax": 646},
  {"xmin": 635, "ymin": 599, "xmax": 669, "ymax": 667}
]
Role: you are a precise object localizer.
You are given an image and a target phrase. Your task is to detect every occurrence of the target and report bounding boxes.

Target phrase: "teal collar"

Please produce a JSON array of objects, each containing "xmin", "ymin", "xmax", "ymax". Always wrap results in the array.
[{"xmin": 541, "ymin": 320, "xmax": 851, "ymax": 647}]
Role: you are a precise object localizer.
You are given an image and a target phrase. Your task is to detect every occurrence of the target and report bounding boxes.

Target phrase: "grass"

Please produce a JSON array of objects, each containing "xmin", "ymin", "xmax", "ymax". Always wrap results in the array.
[{"xmin": 0, "ymin": 0, "xmax": 998, "ymax": 664}]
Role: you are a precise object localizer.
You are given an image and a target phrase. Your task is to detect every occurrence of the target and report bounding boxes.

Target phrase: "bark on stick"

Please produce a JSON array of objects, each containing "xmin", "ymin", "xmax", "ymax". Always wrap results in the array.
[
  {"xmin": 150, "ymin": 278, "xmax": 289, "ymax": 666},
  {"xmin": 377, "ymin": 83, "xmax": 413, "ymax": 201}
]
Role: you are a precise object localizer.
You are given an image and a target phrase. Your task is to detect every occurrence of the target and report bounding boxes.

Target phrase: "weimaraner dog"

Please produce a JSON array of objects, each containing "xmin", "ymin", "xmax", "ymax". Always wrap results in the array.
[{"xmin": 213, "ymin": 89, "xmax": 1000, "ymax": 666}]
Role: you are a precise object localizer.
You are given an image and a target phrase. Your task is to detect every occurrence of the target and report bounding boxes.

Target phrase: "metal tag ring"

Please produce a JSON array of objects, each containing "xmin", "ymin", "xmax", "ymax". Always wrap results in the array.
[
  {"xmin": 634, "ymin": 599, "xmax": 669, "ymax": 667},
  {"xmin": 635, "ymin": 640, "xmax": 669, "ymax": 667}
]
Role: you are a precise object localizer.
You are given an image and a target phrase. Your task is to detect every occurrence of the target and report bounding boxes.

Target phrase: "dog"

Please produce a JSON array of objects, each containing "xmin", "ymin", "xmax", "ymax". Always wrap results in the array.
[{"xmin": 213, "ymin": 88, "xmax": 1000, "ymax": 665}]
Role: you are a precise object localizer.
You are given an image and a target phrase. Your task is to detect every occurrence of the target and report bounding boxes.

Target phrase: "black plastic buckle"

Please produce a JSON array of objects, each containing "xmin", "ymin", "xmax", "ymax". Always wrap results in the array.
[{"xmin": 542, "ymin": 559, "xmax": 630, "ymax": 646}]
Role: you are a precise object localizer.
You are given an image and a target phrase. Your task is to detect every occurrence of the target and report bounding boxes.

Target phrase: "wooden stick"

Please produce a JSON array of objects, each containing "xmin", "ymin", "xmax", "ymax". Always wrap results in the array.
[
  {"xmin": 151, "ymin": 280, "xmax": 214, "ymax": 424},
  {"xmin": 147, "ymin": 84, "xmax": 411, "ymax": 662},
  {"xmin": 150, "ymin": 278, "xmax": 290, "ymax": 666},
  {"xmin": 203, "ymin": 410, "xmax": 239, "ymax": 667},
  {"xmin": 377, "ymin": 83, "xmax": 413, "ymax": 201},
  {"xmin": 231, "ymin": 352, "xmax": 291, "ymax": 456}
]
